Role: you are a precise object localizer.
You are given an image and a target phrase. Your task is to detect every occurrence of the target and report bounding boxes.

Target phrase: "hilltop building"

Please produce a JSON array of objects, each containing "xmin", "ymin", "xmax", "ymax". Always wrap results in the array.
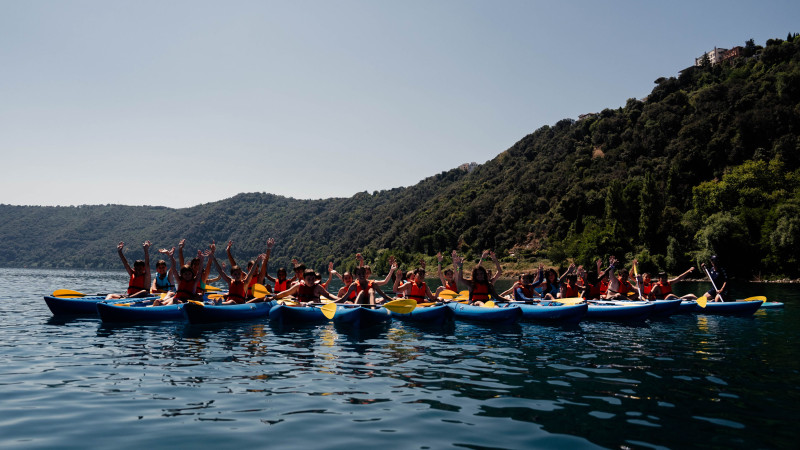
[
  {"xmin": 459, "ymin": 162, "xmax": 478, "ymax": 172},
  {"xmin": 695, "ymin": 46, "xmax": 743, "ymax": 66}
]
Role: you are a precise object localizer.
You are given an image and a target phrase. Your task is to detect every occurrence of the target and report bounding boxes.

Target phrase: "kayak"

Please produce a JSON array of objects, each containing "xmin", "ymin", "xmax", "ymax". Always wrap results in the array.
[
  {"xmin": 183, "ymin": 301, "xmax": 275, "ymax": 324},
  {"xmin": 447, "ymin": 302, "xmax": 522, "ymax": 325},
  {"xmin": 391, "ymin": 304, "xmax": 454, "ymax": 325},
  {"xmin": 43, "ymin": 295, "xmax": 156, "ymax": 316},
  {"xmin": 269, "ymin": 303, "xmax": 331, "ymax": 326},
  {"xmin": 677, "ymin": 300, "xmax": 699, "ymax": 314},
  {"xmin": 334, "ymin": 305, "xmax": 392, "ymax": 329},
  {"xmin": 515, "ymin": 302, "xmax": 587, "ymax": 325},
  {"xmin": 694, "ymin": 300, "xmax": 763, "ymax": 316},
  {"xmin": 759, "ymin": 302, "xmax": 784, "ymax": 309},
  {"xmin": 96, "ymin": 301, "xmax": 185, "ymax": 322},
  {"xmin": 586, "ymin": 301, "xmax": 654, "ymax": 321},
  {"xmin": 649, "ymin": 299, "xmax": 683, "ymax": 318}
]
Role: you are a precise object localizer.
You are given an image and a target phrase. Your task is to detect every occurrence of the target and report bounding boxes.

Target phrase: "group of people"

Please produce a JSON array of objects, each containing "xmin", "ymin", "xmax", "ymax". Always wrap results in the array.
[{"xmin": 108, "ymin": 239, "xmax": 730, "ymax": 307}]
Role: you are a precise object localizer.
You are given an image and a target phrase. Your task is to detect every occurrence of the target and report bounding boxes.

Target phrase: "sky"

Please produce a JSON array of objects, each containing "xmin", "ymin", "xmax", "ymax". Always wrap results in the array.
[{"xmin": 1, "ymin": 0, "xmax": 798, "ymax": 208}]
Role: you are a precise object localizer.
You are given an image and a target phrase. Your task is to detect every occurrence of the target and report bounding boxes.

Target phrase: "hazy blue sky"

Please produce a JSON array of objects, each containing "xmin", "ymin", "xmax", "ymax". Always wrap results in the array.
[{"xmin": 1, "ymin": 0, "xmax": 797, "ymax": 208}]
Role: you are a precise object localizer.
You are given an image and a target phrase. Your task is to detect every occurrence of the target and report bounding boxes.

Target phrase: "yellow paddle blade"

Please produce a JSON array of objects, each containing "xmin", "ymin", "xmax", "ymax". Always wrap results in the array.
[
  {"xmin": 439, "ymin": 289, "xmax": 458, "ymax": 297},
  {"xmin": 253, "ymin": 283, "xmax": 270, "ymax": 297},
  {"xmin": 52, "ymin": 289, "xmax": 86, "ymax": 298},
  {"xmin": 742, "ymin": 296, "xmax": 767, "ymax": 302},
  {"xmin": 320, "ymin": 298, "xmax": 333, "ymax": 304},
  {"xmin": 418, "ymin": 302, "xmax": 436, "ymax": 307},
  {"xmin": 459, "ymin": 290, "xmax": 469, "ymax": 297},
  {"xmin": 188, "ymin": 300, "xmax": 204, "ymax": 307},
  {"xmin": 207, "ymin": 294, "xmax": 225, "ymax": 300},
  {"xmin": 204, "ymin": 285, "xmax": 222, "ymax": 292},
  {"xmin": 453, "ymin": 295, "xmax": 470, "ymax": 302},
  {"xmin": 696, "ymin": 296, "xmax": 707, "ymax": 308},
  {"xmin": 278, "ymin": 299, "xmax": 299, "ymax": 306},
  {"xmin": 382, "ymin": 298, "xmax": 417, "ymax": 314},
  {"xmin": 555, "ymin": 297, "xmax": 585, "ymax": 306},
  {"xmin": 482, "ymin": 301, "xmax": 496, "ymax": 308},
  {"xmin": 319, "ymin": 302, "xmax": 337, "ymax": 319}
]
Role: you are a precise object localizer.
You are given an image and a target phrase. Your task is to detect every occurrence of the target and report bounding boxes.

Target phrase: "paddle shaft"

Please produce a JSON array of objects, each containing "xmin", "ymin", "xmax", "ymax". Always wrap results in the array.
[{"xmin": 703, "ymin": 265, "xmax": 725, "ymax": 301}]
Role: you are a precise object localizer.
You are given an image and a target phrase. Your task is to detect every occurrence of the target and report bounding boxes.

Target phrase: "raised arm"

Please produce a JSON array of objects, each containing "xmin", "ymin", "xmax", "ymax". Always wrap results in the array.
[
  {"xmin": 142, "ymin": 240, "xmax": 151, "ymax": 292},
  {"xmin": 226, "ymin": 240, "xmax": 237, "ymax": 268},
  {"xmin": 178, "ymin": 239, "xmax": 186, "ymax": 267},
  {"xmin": 669, "ymin": 267, "xmax": 695, "ymax": 284},
  {"xmin": 258, "ymin": 238, "xmax": 274, "ymax": 284},
  {"xmin": 373, "ymin": 258, "xmax": 397, "ymax": 287},
  {"xmin": 489, "ymin": 251, "xmax": 502, "ymax": 283},
  {"xmin": 453, "ymin": 251, "xmax": 471, "ymax": 289},
  {"xmin": 209, "ymin": 253, "xmax": 232, "ymax": 285},
  {"xmin": 558, "ymin": 263, "xmax": 575, "ymax": 284},
  {"xmin": 243, "ymin": 254, "xmax": 266, "ymax": 285},
  {"xmin": 436, "ymin": 252, "xmax": 447, "ymax": 285},
  {"xmin": 117, "ymin": 242, "xmax": 134, "ymax": 275}
]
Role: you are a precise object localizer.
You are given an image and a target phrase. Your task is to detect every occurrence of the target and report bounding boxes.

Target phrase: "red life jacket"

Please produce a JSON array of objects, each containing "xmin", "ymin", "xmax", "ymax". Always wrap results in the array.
[
  {"xmin": 274, "ymin": 279, "xmax": 289, "ymax": 293},
  {"xmin": 518, "ymin": 284, "xmax": 535, "ymax": 299},
  {"xmin": 444, "ymin": 280, "xmax": 458, "ymax": 292},
  {"xmin": 176, "ymin": 279, "xmax": 196, "ymax": 301},
  {"xmin": 296, "ymin": 284, "xmax": 318, "ymax": 302},
  {"xmin": 471, "ymin": 283, "xmax": 490, "ymax": 301},
  {"xmin": 127, "ymin": 273, "xmax": 147, "ymax": 295},
  {"xmin": 409, "ymin": 281, "xmax": 428, "ymax": 303},
  {"xmin": 227, "ymin": 279, "xmax": 247, "ymax": 304},
  {"xmin": 653, "ymin": 281, "xmax": 673, "ymax": 299},
  {"xmin": 599, "ymin": 279, "xmax": 609, "ymax": 295},
  {"xmin": 563, "ymin": 283, "xmax": 579, "ymax": 298},
  {"xmin": 614, "ymin": 278, "xmax": 633, "ymax": 295},
  {"xmin": 356, "ymin": 279, "xmax": 373, "ymax": 294},
  {"xmin": 642, "ymin": 282, "xmax": 652, "ymax": 296}
]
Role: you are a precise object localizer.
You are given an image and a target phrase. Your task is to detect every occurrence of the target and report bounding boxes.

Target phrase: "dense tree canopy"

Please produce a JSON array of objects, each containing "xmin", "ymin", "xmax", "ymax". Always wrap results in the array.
[{"xmin": 2, "ymin": 35, "xmax": 799, "ymax": 279}]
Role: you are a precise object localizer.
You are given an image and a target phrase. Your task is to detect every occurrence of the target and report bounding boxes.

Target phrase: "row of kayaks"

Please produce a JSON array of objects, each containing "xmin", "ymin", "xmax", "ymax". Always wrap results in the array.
[{"xmin": 43, "ymin": 294, "xmax": 781, "ymax": 328}]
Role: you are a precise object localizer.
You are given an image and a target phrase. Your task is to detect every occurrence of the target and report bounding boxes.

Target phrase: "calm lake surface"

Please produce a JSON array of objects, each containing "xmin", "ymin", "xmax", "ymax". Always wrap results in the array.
[{"xmin": 1, "ymin": 267, "xmax": 798, "ymax": 449}]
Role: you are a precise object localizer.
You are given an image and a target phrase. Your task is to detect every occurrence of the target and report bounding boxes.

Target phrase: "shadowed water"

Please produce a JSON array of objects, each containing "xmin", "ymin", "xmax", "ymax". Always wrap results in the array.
[{"xmin": 1, "ymin": 268, "xmax": 798, "ymax": 448}]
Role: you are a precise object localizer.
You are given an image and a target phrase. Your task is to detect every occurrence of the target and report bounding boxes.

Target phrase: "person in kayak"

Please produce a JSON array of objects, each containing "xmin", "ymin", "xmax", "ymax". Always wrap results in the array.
[
  {"xmin": 452, "ymin": 251, "xmax": 501, "ymax": 306},
  {"xmin": 106, "ymin": 241, "xmax": 151, "ymax": 300},
  {"xmin": 151, "ymin": 252, "xmax": 176, "ymax": 294},
  {"xmin": 434, "ymin": 252, "xmax": 459, "ymax": 297},
  {"xmin": 273, "ymin": 269, "xmax": 341, "ymax": 305},
  {"xmin": 648, "ymin": 268, "xmax": 697, "ymax": 300},
  {"xmin": 514, "ymin": 265, "xmax": 546, "ymax": 302},
  {"xmin": 395, "ymin": 268, "xmax": 438, "ymax": 304},
  {"xmin": 337, "ymin": 271, "xmax": 358, "ymax": 302},
  {"xmin": 209, "ymin": 252, "xmax": 265, "ymax": 304},
  {"xmin": 340, "ymin": 265, "xmax": 394, "ymax": 305},
  {"xmin": 224, "ymin": 240, "xmax": 264, "ymax": 299},
  {"xmin": 178, "ymin": 239, "xmax": 215, "ymax": 296},
  {"xmin": 702, "ymin": 256, "xmax": 729, "ymax": 302},
  {"xmin": 153, "ymin": 250, "xmax": 208, "ymax": 305}
]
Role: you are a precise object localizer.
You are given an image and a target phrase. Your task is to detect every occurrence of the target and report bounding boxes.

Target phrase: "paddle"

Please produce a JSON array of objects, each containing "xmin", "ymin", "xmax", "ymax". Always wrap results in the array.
[
  {"xmin": 253, "ymin": 283, "xmax": 270, "ymax": 297},
  {"xmin": 318, "ymin": 302, "xmax": 337, "ymax": 319},
  {"xmin": 741, "ymin": 296, "xmax": 767, "ymax": 302},
  {"xmin": 700, "ymin": 265, "xmax": 725, "ymax": 308},
  {"xmin": 381, "ymin": 298, "xmax": 417, "ymax": 314},
  {"xmin": 204, "ymin": 285, "xmax": 222, "ymax": 292},
  {"xmin": 52, "ymin": 289, "xmax": 88, "ymax": 298},
  {"xmin": 482, "ymin": 301, "xmax": 496, "ymax": 308},
  {"xmin": 553, "ymin": 297, "xmax": 586, "ymax": 306},
  {"xmin": 633, "ymin": 261, "xmax": 644, "ymax": 300},
  {"xmin": 438, "ymin": 289, "xmax": 458, "ymax": 299}
]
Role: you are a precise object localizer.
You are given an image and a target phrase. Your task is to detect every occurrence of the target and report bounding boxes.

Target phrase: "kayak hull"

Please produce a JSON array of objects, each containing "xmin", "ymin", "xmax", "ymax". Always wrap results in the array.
[
  {"xmin": 447, "ymin": 303, "xmax": 522, "ymax": 325},
  {"xmin": 759, "ymin": 302, "xmax": 784, "ymax": 309},
  {"xmin": 334, "ymin": 306, "xmax": 392, "ymax": 329},
  {"xmin": 43, "ymin": 295, "xmax": 155, "ymax": 316},
  {"xmin": 391, "ymin": 304, "xmax": 454, "ymax": 325},
  {"xmin": 269, "ymin": 304, "xmax": 330, "ymax": 325},
  {"xmin": 649, "ymin": 299, "xmax": 683, "ymax": 318},
  {"xmin": 183, "ymin": 301, "xmax": 274, "ymax": 324},
  {"xmin": 695, "ymin": 300, "xmax": 763, "ymax": 316},
  {"xmin": 96, "ymin": 302, "xmax": 184, "ymax": 322},
  {"xmin": 586, "ymin": 302, "xmax": 654, "ymax": 321},
  {"xmin": 515, "ymin": 303, "xmax": 587, "ymax": 325}
]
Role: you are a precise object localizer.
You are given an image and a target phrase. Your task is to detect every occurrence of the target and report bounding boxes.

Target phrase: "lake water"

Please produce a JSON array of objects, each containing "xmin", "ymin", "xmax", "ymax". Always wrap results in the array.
[{"xmin": 1, "ymin": 268, "xmax": 798, "ymax": 449}]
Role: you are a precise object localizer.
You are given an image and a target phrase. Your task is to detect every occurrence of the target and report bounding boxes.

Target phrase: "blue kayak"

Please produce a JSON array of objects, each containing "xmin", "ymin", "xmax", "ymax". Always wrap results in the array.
[
  {"xmin": 43, "ymin": 295, "xmax": 156, "ymax": 316},
  {"xmin": 694, "ymin": 300, "xmax": 763, "ymax": 316},
  {"xmin": 586, "ymin": 301, "xmax": 654, "ymax": 321},
  {"xmin": 513, "ymin": 302, "xmax": 587, "ymax": 325},
  {"xmin": 649, "ymin": 299, "xmax": 683, "ymax": 318},
  {"xmin": 447, "ymin": 302, "xmax": 522, "ymax": 325},
  {"xmin": 391, "ymin": 304, "xmax": 454, "ymax": 325},
  {"xmin": 334, "ymin": 305, "xmax": 392, "ymax": 329},
  {"xmin": 183, "ymin": 301, "xmax": 274, "ymax": 324},
  {"xmin": 96, "ymin": 301, "xmax": 185, "ymax": 322},
  {"xmin": 269, "ymin": 303, "xmax": 331, "ymax": 326},
  {"xmin": 759, "ymin": 302, "xmax": 784, "ymax": 309}
]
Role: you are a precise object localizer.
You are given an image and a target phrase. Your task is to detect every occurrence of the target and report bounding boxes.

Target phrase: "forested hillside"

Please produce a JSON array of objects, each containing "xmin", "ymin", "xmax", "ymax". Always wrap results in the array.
[{"xmin": 2, "ymin": 35, "xmax": 799, "ymax": 278}]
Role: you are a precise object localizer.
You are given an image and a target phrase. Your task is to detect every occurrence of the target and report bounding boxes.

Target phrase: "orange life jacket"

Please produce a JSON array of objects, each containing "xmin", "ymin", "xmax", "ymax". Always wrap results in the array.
[
  {"xmin": 408, "ymin": 281, "xmax": 428, "ymax": 303},
  {"xmin": 356, "ymin": 279, "xmax": 373, "ymax": 294},
  {"xmin": 176, "ymin": 279, "xmax": 196, "ymax": 301},
  {"xmin": 127, "ymin": 273, "xmax": 147, "ymax": 295},
  {"xmin": 274, "ymin": 279, "xmax": 289, "ymax": 293},
  {"xmin": 652, "ymin": 280, "xmax": 673, "ymax": 299},
  {"xmin": 471, "ymin": 283, "xmax": 490, "ymax": 301},
  {"xmin": 227, "ymin": 279, "xmax": 247, "ymax": 304},
  {"xmin": 563, "ymin": 283, "xmax": 579, "ymax": 298},
  {"xmin": 444, "ymin": 280, "xmax": 457, "ymax": 292}
]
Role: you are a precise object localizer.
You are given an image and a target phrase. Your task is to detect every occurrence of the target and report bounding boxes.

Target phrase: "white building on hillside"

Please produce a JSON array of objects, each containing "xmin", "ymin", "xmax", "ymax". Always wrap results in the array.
[{"xmin": 695, "ymin": 47, "xmax": 729, "ymax": 66}]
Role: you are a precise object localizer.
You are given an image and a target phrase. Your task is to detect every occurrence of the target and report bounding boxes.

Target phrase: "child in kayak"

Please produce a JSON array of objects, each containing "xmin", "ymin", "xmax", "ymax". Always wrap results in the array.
[
  {"xmin": 702, "ymin": 256, "xmax": 729, "ymax": 302},
  {"xmin": 106, "ymin": 241, "xmax": 151, "ymax": 300},
  {"xmin": 649, "ymin": 268, "xmax": 697, "ymax": 300},
  {"xmin": 153, "ymin": 250, "xmax": 208, "ymax": 306},
  {"xmin": 210, "ymin": 252, "xmax": 265, "ymax": 304},
  {"xmin": 395, "ymin": 268, "xmax": 438, "ymax": 304},
  {"xmin": 273, "ymin": 269, "xmax": 341, "ymax": 305},
  {"xmin": 340, "ymin": 265, "xmax": 394, "ymax": 306},
  {"xmin": 225, "ymin": 240, "xmax": 264, "ymax": 298},
  {"xmin": 151, "ymin": 248, "xmax": 176, "ymax": 294},
  {"xmin": 435, "ymin": 252, "xmax": 459, "ymax": 297},
  {"xmin": 453, "ymin": 251, "xmax": 501, "ymax": 306}
]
